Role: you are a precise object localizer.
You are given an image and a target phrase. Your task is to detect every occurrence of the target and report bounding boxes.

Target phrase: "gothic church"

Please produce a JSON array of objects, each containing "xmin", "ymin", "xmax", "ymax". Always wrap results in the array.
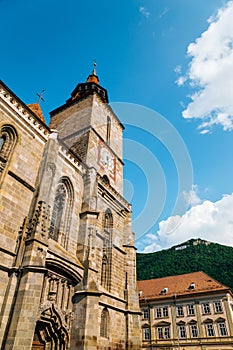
[{"xmin": 0, "ymin": 67, "xmax": 141, "ymax": 349}]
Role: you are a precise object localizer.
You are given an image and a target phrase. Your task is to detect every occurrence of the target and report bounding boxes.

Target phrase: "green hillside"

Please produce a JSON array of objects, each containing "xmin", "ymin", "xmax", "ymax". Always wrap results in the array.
[{"xmin": 136, "ymin": 239, "xmax": 233, "ymax": 290}]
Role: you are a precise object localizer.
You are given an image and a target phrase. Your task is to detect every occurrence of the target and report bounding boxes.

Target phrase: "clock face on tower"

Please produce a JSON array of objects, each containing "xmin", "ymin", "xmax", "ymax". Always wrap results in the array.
[{"xmin": 98, "ymin": 143, "xmax": 116, "ymax": 179}]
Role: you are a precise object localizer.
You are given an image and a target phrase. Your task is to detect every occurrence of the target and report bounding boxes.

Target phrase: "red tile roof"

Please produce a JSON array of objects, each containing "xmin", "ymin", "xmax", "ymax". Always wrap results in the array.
[
  {"xmin": 137, "ymin": 271, "xmax": 229, "ymax": 301},
  {"xmin": 27, "ymin": 103, "xmax": 45, "ymax": 123}
]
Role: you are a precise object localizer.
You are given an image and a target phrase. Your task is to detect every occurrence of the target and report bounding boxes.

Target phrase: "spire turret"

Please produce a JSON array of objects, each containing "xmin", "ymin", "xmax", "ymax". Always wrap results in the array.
[{"xmin": 86, "ymin": 61, "xmax": 99, "ymax": 85}]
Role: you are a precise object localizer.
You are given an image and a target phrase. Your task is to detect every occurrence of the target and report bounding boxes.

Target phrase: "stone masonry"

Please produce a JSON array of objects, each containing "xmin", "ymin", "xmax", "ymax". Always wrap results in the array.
[{"xmin": 0, "ymin": 69, "xmax": 142, "ymax": 350}]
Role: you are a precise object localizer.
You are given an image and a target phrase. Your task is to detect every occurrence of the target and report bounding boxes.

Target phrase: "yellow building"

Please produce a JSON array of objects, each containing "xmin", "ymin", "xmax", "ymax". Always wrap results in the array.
[{"xmin": 138, "ymin": 271, "xmax": 233, "ymax": 349}]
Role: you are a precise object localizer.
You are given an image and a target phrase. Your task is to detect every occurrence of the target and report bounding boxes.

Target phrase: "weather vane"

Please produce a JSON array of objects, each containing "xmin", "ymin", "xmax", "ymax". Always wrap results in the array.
[{"xmin": 36, "ymin": 89, "xmax": 46, "ymax": 104}]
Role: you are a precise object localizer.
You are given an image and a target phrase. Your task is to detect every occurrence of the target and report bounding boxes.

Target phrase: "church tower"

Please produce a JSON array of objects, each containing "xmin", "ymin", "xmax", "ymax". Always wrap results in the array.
[{"xmin": 49, "ymin": 65, "xmax": 141, "ymax": 349}]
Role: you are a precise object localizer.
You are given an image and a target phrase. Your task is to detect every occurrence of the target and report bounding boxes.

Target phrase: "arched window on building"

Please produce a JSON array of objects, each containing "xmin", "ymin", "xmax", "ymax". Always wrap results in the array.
[
  {"xmin": 0, "ymin": 124, "xmax": 17, "ymax": 176},
  {"xmin": 101, "ymin": 209, "xmax": 113, "ymax": 290},
  {"xmin": 103, "ymin": 208, "xmax": 113, "ymax": 242},
  {"xmin": 49, "ymin": 177, "xmax": 74, "ymax": 248},
  {"xmin": 100, "ymin": 308, "xmax": 109, "ymax": 338},
  {"xmin": 101, "ymin": 254, "xmax": 108, "ymax": 288}
]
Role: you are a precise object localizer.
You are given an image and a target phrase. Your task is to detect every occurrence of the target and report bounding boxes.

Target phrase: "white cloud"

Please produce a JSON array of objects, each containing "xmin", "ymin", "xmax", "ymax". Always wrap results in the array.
[
  {"xmin": 156, "ymin": 193, "xmax": 233, "ymax": 250},
  {"xmin": 179, "ymin": 1, "xmax": 233, "ymax": 132},
  {"xmin": 176, "ymin": 76, "xmax": 187, "ymax": 86},
  {"xmin": 139, "ymin": 6, "xmax": 150, "ymax": 18},
  {"xmin": 199, "ymin": 129, "xmax": 211, "ymax": 135},
  {"xmin": 183, "ymin": 184, "xmax": 202, "ymax": 207},
  {"xmin": 141, "ymin": 233, "xmax": 161, "ymax": 253}
]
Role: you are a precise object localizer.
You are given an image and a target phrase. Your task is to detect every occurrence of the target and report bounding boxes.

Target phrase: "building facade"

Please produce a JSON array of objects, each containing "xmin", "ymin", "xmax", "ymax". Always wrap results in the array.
[
  {"xmin": 138, "ymin": 271, "xmax": 233, "ymax": 349},
  {"xmin": 0, "ymin": 68, "xmax": 141, "ymax": 350}
]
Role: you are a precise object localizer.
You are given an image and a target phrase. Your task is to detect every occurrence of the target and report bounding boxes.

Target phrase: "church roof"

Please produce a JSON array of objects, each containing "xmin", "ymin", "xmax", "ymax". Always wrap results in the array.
[
  {"xmin": 138, "ymin": 271, "xmax": 230, "ymax": 301},
  {"xmin": 68, "ymin": 63, "xmax": 108, "ymax": 104},
  {"xmin": 50, "ymin": 65, "xmax": 109, "ymax": 116},
  {"xmin": 27, "ymin": 103, "xmax": 46, "ymax": 123}
]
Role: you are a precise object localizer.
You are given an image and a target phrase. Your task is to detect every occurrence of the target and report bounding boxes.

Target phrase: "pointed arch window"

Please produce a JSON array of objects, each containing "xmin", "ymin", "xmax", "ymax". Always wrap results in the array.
[
  {"xmin": 103, "ymin": 209, "xmax": 113, "ymax": 233},
  {"xmin": 0, "ymin": 124, "xmax": 17, "ymax": 175},
  {"xmin": 0, "ymin": 136, "xmax": 5, "ymax": 151},
  {"xmin": 101, "ymin": 254, "xmax": 108, "ymax": 288},
  {"xmin": 49, "ymin": 177, "xmax": 74, "ymax": 248},
  {"xmin": 101, "ymin": 209, "xmax": 113, "ymax": 290},
  {"xmin": 100, "ymin": 308, "xmax": 109, "ymax": 338}
]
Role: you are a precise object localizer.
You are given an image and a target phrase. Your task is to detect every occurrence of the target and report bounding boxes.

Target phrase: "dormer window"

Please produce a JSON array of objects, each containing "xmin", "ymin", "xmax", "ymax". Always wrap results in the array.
[
  {"xmin": 161, "ymin": 287, "xmax": 168, "ymax": 294},
  {"xmin": 189, "ymin": 283, "xmax": 195, "ymax": 290}
]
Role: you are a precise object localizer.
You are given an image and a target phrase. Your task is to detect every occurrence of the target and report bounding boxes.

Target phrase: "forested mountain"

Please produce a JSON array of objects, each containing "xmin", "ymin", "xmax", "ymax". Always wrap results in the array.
[{"xmin": 136, "ymin": 239, "xmax": 233, "ymax": 290}]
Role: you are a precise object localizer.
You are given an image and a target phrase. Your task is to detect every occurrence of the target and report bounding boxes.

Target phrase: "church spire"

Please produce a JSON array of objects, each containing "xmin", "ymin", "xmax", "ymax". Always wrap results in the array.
[{"xmin": 86, "ymin": 61, "xmax": 99, "ymax": 84}]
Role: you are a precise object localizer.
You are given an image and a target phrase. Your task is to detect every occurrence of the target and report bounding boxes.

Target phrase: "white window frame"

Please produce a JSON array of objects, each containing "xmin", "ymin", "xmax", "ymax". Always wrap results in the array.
[
  {"xmin": 143, "ymin": 308, "xmax": 149, "ymax": 319},
  {"xmin": 190, "ymin": 324, "xmax": 198, "ymax": 338},
  {"xmin": 206, "ymin": 323, "xmax": 215, "ymax": 337},
  {"xmin": 163, "ymin": 306, "xmax": 168, "ymax": 317},
  {"xmin": 214, "ymin": 301, "xmax": 223, "ymax": 313},
  {"xmin": 157, "ymin": 327, "xmax": 163, "ymax": 339},
  {"xmin": 177, "ymin": 305, "xmax": 184, "ymax": 316},
  {"xmin": 202, "ymin": 303, "xmax": 211, "ymax": 314},
  {"xmin": 157, "ymin": 326, "xmax": 170, "ymax": 339},
  {"xmin": 164, "ymin": 326, "xmax": 170, "ymax": 339},
  {"xmin": 155, "ymin": 307, "xmax": 162, "ymax": 318},
  {"xmin": 218, "ymin": 322, "xmax": 228, "ymax": 336},
  {"xmin": 179, "ymin": 325, "xmax": 186, "ymax": 338},
  {"xmin": 187, "ymin": 304, "xmax": 195, "ymax": 315},
  {"xmin": 143, "ymin": 328, "xmax": 150, "ymax": 340}
]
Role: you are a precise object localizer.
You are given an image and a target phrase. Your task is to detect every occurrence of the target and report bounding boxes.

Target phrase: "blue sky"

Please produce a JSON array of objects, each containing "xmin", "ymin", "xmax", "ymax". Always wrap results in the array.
[{"xmin": 2, "ymin": 0, "xmax": 233, "ymax": 252}]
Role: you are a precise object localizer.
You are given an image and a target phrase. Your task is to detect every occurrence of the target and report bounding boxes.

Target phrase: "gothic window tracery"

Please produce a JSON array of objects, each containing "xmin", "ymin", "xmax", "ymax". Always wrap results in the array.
[
  {"xmin": 101, "ymin": 209, "xmax": 113, "ymax": 290},
  {"xmin": 0, "ymin": 124, "xmax": 17, "ymax": 176},
  {"xmin": 103, "ymin": 208, "xmax": 113, "ymax": 245},
  {"xmin": 49, "ymin": 177, "xmax": 73, "ymax": 248},
  {"xmin": 101, "ymin": 254, "xmax": 108, "ymax": 288},
  {"xmin": 100, "ymin": 308, "xmax": 109, "ymax": 338}
]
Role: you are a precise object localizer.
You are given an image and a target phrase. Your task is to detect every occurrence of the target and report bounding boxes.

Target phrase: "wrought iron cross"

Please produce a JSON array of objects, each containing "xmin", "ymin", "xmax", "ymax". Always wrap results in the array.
[{"xmin": 36, "ymin": 89, "xmax": 46, "ymax": 104}]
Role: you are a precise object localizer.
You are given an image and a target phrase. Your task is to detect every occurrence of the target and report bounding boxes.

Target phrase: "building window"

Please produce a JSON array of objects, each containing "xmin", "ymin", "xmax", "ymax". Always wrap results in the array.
[
  {"xmin": 143, "ymin": 328, "xmax": 150, "ymax": 340},
  {"xmin": 100, "ymin": 308, "xmax": 109, "ymax": 338},
  {"xmin": 158, "ymin": 327, "xmax": 163, "ymax": 339},
  {"xmin": 218, "ymin": 322, "xmax": 228, "ymax": 336},
  {"xmin": 179, "ymin": 325, "xmax": 186, "ymax": 338},
  {"xmin": 0, "ymin": 124, "xmax": 18, "ymax": 176},
  {"xmin": 214, "ymin": 301, "xmax": 223, "ymax": 313},
  {"xmin": 155, "ymin": 308, "xmax": 162, "ymax": 318},
  {"xmin": 177, "ymin": 305, "xmax": 184, "ymax": 316},
  {"xmin": 187, "ymin": 304, "xmax": 195, "ymax": 315},
  {"xmin": 164, "ymin": 327, "xmax": 170, "ymax": 339},
  {"xmin": 103, "ymin": 209, "xmax": 113, "ymax": 245},
  {"xmin": 101, "ymin": 254, "xmax": 109, "ymax": 289},
  {"xmin": 143, "ymin": 308, "xmax": 149, "ymax": 319},
  {"xmin": 106, "ymin": 116, "xmax": 111, "ymax": 144},
  {"xmin": 157, "ymin": 326, "xmax": 170, "ymax": 339},
  {"xmin": 206, "ymin": 323, "xmax": 215, "ymax": 337},
  {"xmin": 190, "ymin": 324, "xmax": 198, "ymax": 338},
  {"xmin": 101, "ymin": 209, "xmax": 113, "ymax": 290},
  {"xmin": 202, "ymin": 303, "xmax": 211, "ymax": 314},
  {"xmin": 163, "ymin": 306, "xmax": 168, "ymax": 317},
  {"xmin": 49, "ymin": 178, "xmax": 73, "ymax": 248},
  {"xmin": 0, "ymin": 136, "xmax": 5, "ymax": 151}
]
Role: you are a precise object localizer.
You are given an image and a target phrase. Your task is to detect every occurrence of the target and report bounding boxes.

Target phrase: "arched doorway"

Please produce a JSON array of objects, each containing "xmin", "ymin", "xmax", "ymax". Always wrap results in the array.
[{"xmin": 32, "ymin": 304, "xmax": 69, "ymax": 350}]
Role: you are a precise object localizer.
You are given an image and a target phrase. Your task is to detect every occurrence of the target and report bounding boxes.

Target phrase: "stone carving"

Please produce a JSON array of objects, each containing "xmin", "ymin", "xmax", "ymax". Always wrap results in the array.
[{"xmin": 26, "ymin": 200, "xmax": 50, "ymax": 239}]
